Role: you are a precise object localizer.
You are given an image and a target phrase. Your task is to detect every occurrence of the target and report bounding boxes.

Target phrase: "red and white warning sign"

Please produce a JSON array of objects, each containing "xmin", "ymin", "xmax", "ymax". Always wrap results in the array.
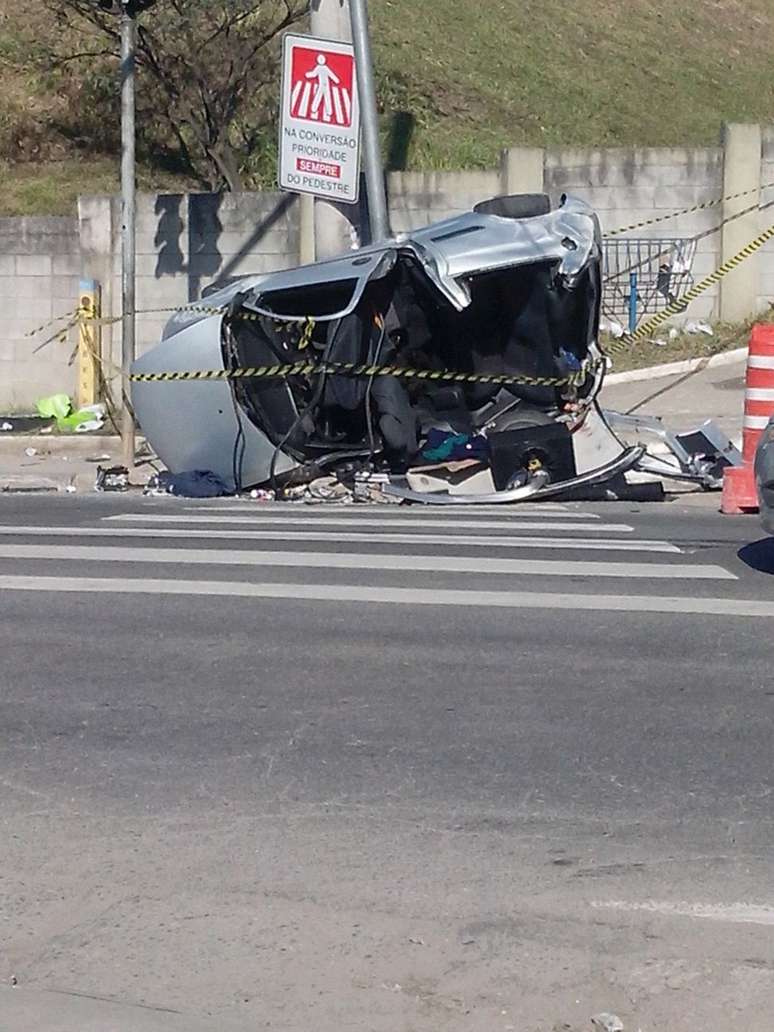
[{"xmin": 279, "ymin": 33, "xmax": 361, "ymax": 203}]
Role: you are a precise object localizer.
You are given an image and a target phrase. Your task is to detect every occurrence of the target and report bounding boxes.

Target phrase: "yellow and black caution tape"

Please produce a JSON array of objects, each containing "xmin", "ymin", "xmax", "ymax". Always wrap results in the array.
[
  {"xmin": 604, "ymin": 180, "xmax": 774, "ymax": 237},
  {"xmin": 130, "ymin": 358, "xmax": 594, "ymax": 390},
  {"xmin": 25, "ymin": 307, "xmax": 80, "ymax": 339}
]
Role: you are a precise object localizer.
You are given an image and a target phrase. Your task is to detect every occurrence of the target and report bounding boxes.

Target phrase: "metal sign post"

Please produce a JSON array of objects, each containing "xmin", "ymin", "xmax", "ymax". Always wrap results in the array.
[
  {"xmin": 349, "ymin": 0, "xmax": 389, "ymax": 242},
  {"xmin": 120, "ymin": 1, "xmax": 136, "ymax": 469},
  {"xmin": 279, "ymin": 33, "xmax": 362, "ymax": 204}
]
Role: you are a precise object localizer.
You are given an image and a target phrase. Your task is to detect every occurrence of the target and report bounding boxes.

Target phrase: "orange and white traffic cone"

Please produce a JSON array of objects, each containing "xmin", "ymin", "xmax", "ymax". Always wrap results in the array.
[{"xmin": 721, "ymin": 324, "xmax": 774, "ymax": 514}]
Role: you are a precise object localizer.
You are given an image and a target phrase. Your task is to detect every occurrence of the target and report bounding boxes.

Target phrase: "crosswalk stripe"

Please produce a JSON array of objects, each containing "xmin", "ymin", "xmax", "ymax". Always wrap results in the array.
[
  {"xmin": 0, "ymin": 525, "xmax": 681, "ymax": 554},
  {"xmin": 181, "ymin": 503, "xmax": 598, "ymax": 520},
  {"xmin": 0, "ymin": 543, "xmax": 734, "ymax": 579},
  {"xmin": 183, "ymin": 503, "xmax": 585, "ymax": 516},
  {"xmin": 0, "ymin": 575, "xmax": 764, "ymax": 616},
  {"xmin": 104, "ymin": 514, "xmax": 634, "ymax": 534}
]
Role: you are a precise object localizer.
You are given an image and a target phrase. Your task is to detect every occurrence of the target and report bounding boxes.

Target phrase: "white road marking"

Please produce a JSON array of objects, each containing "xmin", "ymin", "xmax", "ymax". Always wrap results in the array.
[
  {"xmin": 183, "ymin": 502, "xmax": 579, "ymax": 515},
  {"xmin": 593, "ymin": 900, "xmax": 774, "ymax": 926},
  {"xmin": 0, "ymin": 526, "xmax": 681, "ymax": 554},
  {"xmin": 180, "ymin": 505, "xmax": 597, "ymax": 519},
  {"xmin": 0, "ymin": 576, "xmax": 764, "ymax": 615},
  {"xmin": 105, "ymin": 514, "xmax": 634, "ymax": 534},
  {"xmin": 0, "ymin": 543, "xmax": 733, "ymax": 579}
]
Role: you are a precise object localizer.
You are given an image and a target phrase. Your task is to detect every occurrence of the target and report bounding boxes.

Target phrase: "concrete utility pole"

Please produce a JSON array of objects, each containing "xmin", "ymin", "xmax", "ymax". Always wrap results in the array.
[
  {"xmin": 349, "ymin": 0, "xmax": 389, "ymax": 242},
  {"xmin": 120, "ymin": 1, "xmax": 136, "ymax": 469},
  {"xmin": 309, "ymin": 0, "xmax": 357, "ymax": 258}
]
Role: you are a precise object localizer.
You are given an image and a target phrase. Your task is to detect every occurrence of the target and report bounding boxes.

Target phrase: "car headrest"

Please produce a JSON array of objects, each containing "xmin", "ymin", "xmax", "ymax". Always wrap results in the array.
[{"xmin": 473, "ymin": 194, "xmax": 552, "ymax": 219}]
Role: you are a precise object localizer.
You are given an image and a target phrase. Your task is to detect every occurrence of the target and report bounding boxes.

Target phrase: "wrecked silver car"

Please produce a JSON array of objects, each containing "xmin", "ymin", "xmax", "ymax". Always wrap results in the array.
[{"xmin": 133, "ymin": 193, "xmax": 647, "ymax": 502}]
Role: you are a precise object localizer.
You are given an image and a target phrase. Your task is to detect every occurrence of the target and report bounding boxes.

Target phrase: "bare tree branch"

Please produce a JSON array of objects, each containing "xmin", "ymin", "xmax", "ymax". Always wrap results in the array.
[{"xmin": 39, "ymin": 0, "xmax": 308, "ymax": 189}]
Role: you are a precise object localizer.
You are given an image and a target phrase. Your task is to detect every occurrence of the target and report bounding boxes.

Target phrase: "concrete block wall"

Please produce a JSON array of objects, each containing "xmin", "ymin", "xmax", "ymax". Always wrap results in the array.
[
  {"xmin": 388, "ymin": 170, "xmax": 501, "ymax": 233},
  {"xmin": 0, "ymin": 217, "xmax": 81, "ymax": 412}
]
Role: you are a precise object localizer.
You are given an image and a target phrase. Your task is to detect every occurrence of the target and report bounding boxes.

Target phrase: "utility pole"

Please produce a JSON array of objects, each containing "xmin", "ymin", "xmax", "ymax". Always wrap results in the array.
[
  {"xmin": 349, "ymin": 0, "xmax": 390, "ymax": 242},
  {"xmin": 120, "ymin": 1, "xmax": 136, "ymax": 469}
]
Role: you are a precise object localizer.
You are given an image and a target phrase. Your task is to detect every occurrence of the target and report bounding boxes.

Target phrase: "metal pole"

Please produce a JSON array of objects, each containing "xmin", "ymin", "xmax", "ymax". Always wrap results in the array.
[
  {"xmin": 628, "ymin": 271, "xmax": 638, "ymax": 334},
  {"xmin": 348, "ymin": 0, "xmax": 390, "ymax": 242},
  {"xmin": 120, "ymin": 5, "xmax": 136, "ymax": 469}
]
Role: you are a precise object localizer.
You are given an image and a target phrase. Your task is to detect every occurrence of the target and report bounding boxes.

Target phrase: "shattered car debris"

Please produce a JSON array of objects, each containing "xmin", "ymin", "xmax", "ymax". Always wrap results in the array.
[{"xmin": 132, "ymin": 193, "xmax": 738, "ymax": 503}]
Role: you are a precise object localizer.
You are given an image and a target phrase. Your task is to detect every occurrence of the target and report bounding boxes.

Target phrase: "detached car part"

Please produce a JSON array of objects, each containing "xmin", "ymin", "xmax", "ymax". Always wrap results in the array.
[{"xmin": 603, "ymin": 411, "xmax": 742, "ymax": 490}]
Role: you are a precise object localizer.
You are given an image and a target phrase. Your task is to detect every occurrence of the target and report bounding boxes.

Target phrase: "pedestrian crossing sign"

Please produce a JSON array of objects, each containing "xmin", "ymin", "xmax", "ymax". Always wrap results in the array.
[{"xmin": 279, "ymin": 33, "xmax": 361, "ymax": 204}]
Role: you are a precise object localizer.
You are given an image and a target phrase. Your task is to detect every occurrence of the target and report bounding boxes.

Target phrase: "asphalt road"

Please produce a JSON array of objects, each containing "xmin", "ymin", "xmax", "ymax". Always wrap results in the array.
[{"xmin": 1, "ymin": 492, "xmax": 774, "ymax": 1032}]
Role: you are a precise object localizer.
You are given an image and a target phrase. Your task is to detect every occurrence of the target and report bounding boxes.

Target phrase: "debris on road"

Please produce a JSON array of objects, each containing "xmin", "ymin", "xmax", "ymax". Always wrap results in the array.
[
  {"xmin": 95, "ymin": 465, "xmax": 130, "ymax": 492},
  {"xmin": 605, "ymin": 411, "xmax": 741, "ymax": 490},
  {"xmin": 1, "ymin": 421, "xmax": 12, "ymax": 431}
]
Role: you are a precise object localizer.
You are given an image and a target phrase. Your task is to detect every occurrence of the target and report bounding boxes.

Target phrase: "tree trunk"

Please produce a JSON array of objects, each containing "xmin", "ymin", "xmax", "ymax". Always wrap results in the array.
[{"xmin": 206, "ymin": 141, "xmax": 244, "ymax": 192}]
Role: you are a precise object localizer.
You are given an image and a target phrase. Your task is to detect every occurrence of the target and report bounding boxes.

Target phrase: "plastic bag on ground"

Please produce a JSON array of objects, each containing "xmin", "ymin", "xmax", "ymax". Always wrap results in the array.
[{"xmin": 36, "ymin": 394, "xmax": 72, "ymax": 421}]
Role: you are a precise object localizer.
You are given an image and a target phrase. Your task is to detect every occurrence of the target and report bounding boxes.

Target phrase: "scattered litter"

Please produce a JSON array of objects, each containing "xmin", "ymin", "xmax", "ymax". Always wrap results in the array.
[
  {"xmin": 36, "ymin": 394, "xmax": 71, "ymax": 422},
  {"xmin": 353, "ymin": 470, "xmax": 391, "ymax": 503},
  {"xmin": 273, "ymin": 468, "xmax": 402, "ymax": 505},
  {"xmin": 600, "ymin": 316, "xmax": 625, "ymax": 338},
  {"xmin": 668, "ymin": 327, "xmax": 680, "ymax": 340},
  {"xmin": 40, "ymin": 426, "xmax": 53, "ymax": 435},
  {"xmin": 145, "ymin": 469, "xmax": 231, "ymax": 498},
  {"xmin": 65, "ymin": 476, "xmax": 77, "ymax": 494},
  {"xmin": 35, "ymin": 395, "xmax": 106, "ymax": 433},
  {"xmin": 24, "ymin": 447, "xmax": 38, "ymax": 458},
  {"xmin": 249, "ymin": 488, "xmax": 275, "ymax": 501},
  {"xmin": 408, "ymin": 937, "xmax": 425, "ymax": 946},
  {"xmin": 307, "ymin": 475, "xmax": 351, "ymax": 503},
  {"xmin": 280, "ymin": 482, "xmax": 313, "ymax": 502},
  {"xmin": 684, "ymin": 320, "xmax": 714, "ymax": 336},
  {"xmin": 95, "ymin": 465, "xmax": 130, "ymax": 492},
  {"xmin": 591, "ymin": 1013, "xmax": 624, "ymax": 1032},
  {"xmin": 87, "ymin": 453, "xmax": 113, "ymax": 464},
  {"xmin": 10, "ymin": 974, "xmax": 17, "ymax": 987},
  {"xmin": 461, "ymin": 938, "xmax": 476, "ymax": 946},
  {"xmin": 654, "ymin": 339, "xmax": 668, "ymax": 348},
  {"xmin": 1, "ymin": 421, "xmax": 12, "ymax": 431}
]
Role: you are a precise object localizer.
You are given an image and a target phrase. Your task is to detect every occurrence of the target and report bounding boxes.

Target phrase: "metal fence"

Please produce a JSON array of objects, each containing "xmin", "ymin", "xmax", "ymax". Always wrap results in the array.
[{"xmin": 602, "ymin": 238, "xmax": 698, "ymax": 332}]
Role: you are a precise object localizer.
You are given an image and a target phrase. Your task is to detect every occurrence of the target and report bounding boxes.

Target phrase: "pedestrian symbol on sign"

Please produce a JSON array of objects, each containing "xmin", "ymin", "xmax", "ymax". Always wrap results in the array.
[{"xmin": 290, "ymin": 46, "xmax": 354, "ymax": 128}]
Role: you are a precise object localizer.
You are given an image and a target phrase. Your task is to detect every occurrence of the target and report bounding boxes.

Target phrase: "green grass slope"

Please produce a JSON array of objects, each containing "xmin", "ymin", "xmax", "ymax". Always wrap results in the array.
[
  {"xmin": 371, "ymin": 0, "xmax": 774, "ymax": 167},
  {"xmin": 1, "ymin": 0, "xmax": 773, "ymax": 213}
]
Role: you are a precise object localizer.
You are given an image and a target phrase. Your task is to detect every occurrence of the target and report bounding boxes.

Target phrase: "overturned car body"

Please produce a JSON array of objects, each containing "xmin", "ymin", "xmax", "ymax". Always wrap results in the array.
[{"xmin": 133, "ymin": 193, "xmax": 647, "ymax": 501}]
